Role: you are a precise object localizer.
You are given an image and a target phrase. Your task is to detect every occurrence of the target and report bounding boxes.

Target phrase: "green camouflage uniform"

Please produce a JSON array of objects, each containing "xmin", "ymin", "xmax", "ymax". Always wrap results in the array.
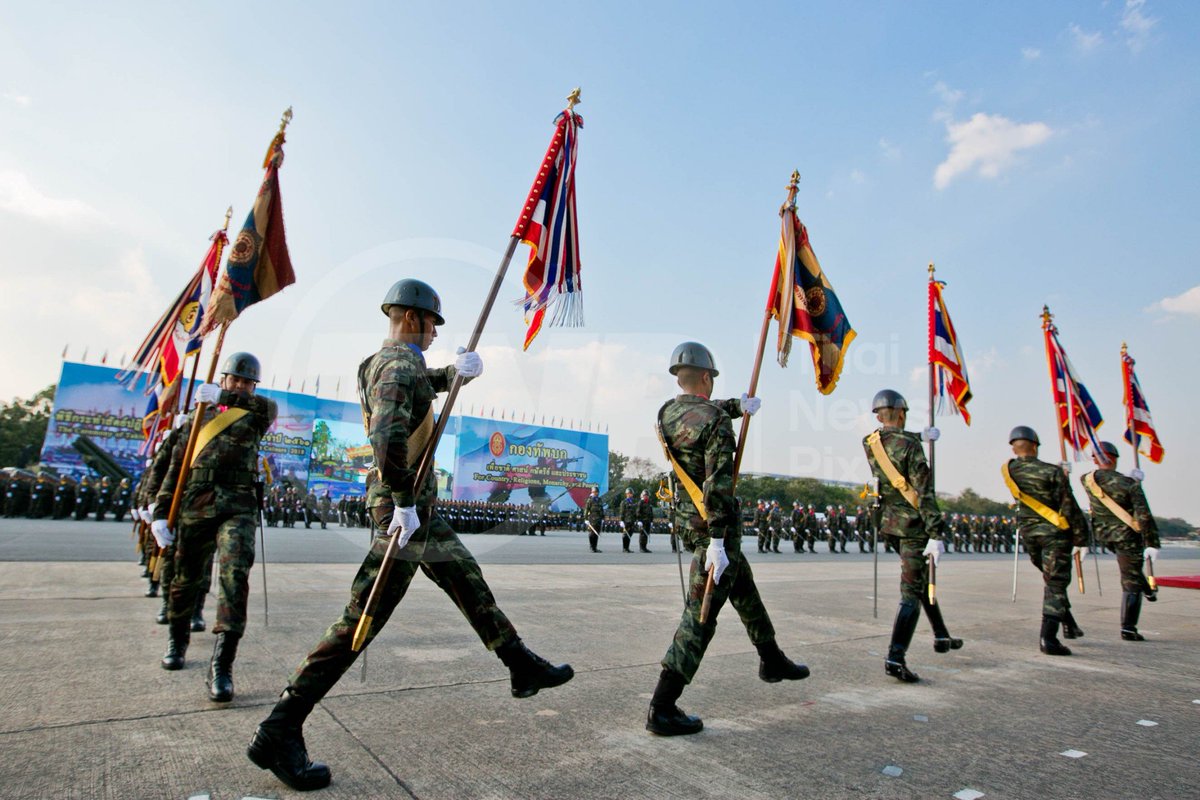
[
  {"xmin": 1005, "ymin": 456, "xmax": 1087, "ymax": 618},
  {"xmin": 862, "ymin": 426, "xmax": 945, "ymax": 602},
  {"xmin": 286, "ymin": 341, "xmax": 517, "ymax": 702},
  {"xmin": 155, "ymin": 392, "xmax": 276, "ymax": 635},
  {"xmin": 1082, "ymin": 469, "xmax": 1159, "ymax": 593},
  {"xmin": 584, "ymin": 495, "xmax": 603, "ymax": 550},
  {"xmin": 659, "ymin": 394, "xmax": 775, "ymax": 684}
]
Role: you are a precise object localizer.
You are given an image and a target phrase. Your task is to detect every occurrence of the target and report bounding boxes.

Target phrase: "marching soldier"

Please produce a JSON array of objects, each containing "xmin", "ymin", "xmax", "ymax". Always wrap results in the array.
[
  {"xmin": 584, "ymin": 487, "xmax": 604, "ymax": 552},
  {"xmin": 1080, "ymin": 441, "xmax": 1160, "ymax": 641},
  {"xmin": 247, "ymin": 279, "xmax": 572, "ymax": 791},
  {"xmin": 151, "ymin": 352, "xmax": 277, "ymax": 703},
  {"xmin": 1001, "ymin": 426, "xmax": 1088, "ymax": 655},
  {"xmin": 863, "ymin": 389, "xmax": 963, "ymax": 683},
  {"xmin": 637, "ymin": 489, "xmax": 655, "ymax": 552},
  {"xmin": 619, "ymin": 487, "xmax": 637, "ymax": 553},
  {"xmin": 303, "ymin": 490, "xmax": 318, "ymax": 529},
  {"xmin": 647, "ymin": 342, "xmax": 807, "ymax": 737},
  {"xmin": 319, "ymin": 492, "xmax": 332, "ymax": 530},
  {"xmin": 790, "ymin": 500, "xmax": 806, "ymax": 553},
  {"xmin": 752, "ymin": 500, "xmax": 768, "ymax": 553}
]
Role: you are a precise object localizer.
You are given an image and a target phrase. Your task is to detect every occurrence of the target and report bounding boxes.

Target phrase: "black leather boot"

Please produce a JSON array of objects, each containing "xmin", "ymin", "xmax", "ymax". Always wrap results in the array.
[
  {"xmin": 885, "ymin": 599, "xmax": 921, "ymax": 683},
  {"xmin": 496, "ymin": 639, "xmax": 574, "ymax": 698},
  {"xmin": 191, "ymin": 591, "xmax": 207, "ymax": 632},
  {"xmin": 161, "ymin": 619, "xmax": 190, "ymax": 670},
  {"xmin": 1121, "ymin": 592, "xmax": 1145, "ymax": 641},
  {"xmin": 922, "ymin": 596, "xmax": 964, "ymax": 653},
  {"xmin": 646, "ymin": 669, "xmax": 703, "ymax": 736},
  {"xmin": 144, "ymin": 580, "xmax": 159, "ymax": 598},
  {"xmin": 1039, "ymin": 615, "xmax": 1072, "ymax": 656},
  {"xmin": 1061, "ymin": 609, "xmax": 1084, "ymax": 639},
  {"xmin": 155, "ymin": 593, "xmax": 169, "ymax": 625},
  {"xmin": 756, "ymin": 640, "xmax": 810, "ymax": 682},
  {"xmin": 248, "ymin": 688, "xmax": 332, "ymax": 791},
  {"xmin": 207, "ymin": 631, "xmax": 241, "ymax": 702}
]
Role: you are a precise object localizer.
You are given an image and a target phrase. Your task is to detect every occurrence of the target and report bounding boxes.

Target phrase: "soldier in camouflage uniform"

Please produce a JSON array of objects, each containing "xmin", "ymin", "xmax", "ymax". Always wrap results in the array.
[
  {"xmin": 637, "ymin": 489, "xmax": 655, "ymax": 552},
  {"xmin": 647, "ymin": 342, "xmax": 808, "ymax": 737},
  {"xmin": 584, "ymin": 487, "xmax": 604, "ymax": 552},
  {"xmin": 152, "ymin": 352, "xmax": 276, "ymax": 705},
  {"xmin": 1002, "ymin": 426, "xmax": 1088, "ymax": 655},
  {"xmin": 1081, "ymin": 441, "xmax": 1160, "ymax": 641},
  {"xmin": 248, "ymin": 279, "xmax": 572, "ymax": 792},
  {"xmin": 863, "ymin": 389, "xmax": 963, "ymax": 683},
  {"xmin": 618, "ymin": 487, "xmax": 637, "ymax": 552}
]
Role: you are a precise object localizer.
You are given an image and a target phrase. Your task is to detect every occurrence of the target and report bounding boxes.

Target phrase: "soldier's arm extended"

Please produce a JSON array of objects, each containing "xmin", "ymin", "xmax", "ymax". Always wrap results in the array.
[
  {"xmin": 425, "ymin": 365, "xmax": 471, "ymax": 393},
  {"xmin": 700, "ymin": 417, "xmax": 738, "ymax": 539},
  {"xmin": 906, "ymin": 439, "xmax": 946, "ymax": 539},
  {"xmin": 1131, "ymin": 482, "xmax": 1160, "ymax": 548},
  {"xmin": 713, "ymin": 398, "xmax": 743, "ymax": 419},
  {"xmin": 371, "ymin": 364, "xmax": 419, "ymax": 508},
  {"xmin": 1054, "ymin": 468, "xmax": 1089, "ymax": 547}
]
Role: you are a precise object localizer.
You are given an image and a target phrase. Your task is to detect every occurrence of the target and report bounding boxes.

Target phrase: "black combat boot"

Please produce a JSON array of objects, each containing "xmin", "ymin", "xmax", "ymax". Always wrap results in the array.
[
  {"xmin": 144, "ymin": 579, "xmax": 159, "ymax": 598},
  {"xmin": 207, "ymin": 631, "xmax": 241, "ymax": 702},
  {"xmin": 496, "ymin": 639, "xmax": 574, "ymax": 698},
  {"xmin": 1039, "ymin": 615, "xmax": 1072, "ymax": 656},
  {"xmin": 191, "ymin": 591, "xmax": 207, "ymax": 632},
  {"xmin": 885, "ymin": 599, "xmax": 921, "ymax": 683},
  {"xmin": 756, "ymin": 640, "xmax": 810, "ymax": 682},
  {"xmin": 1061, "ymin": 609, "xmax": 1084, "ymax": 639},
  {"xmin": 1120, "ymin": 592, "xmax": 1145, "ymax": 641},
  {"xmin": 248, "ymin": 688, "xmax": 332, "ymax": 791},
  {"xmin": 922, "ymin": 597, "xmax": 964, "ymax": 653},
  {"xmin": 646, "ymin": 669, "xmax": 703, "ymax": 736},
  {"xmin": 161, "ymin": 619, "xmax": 190, "ymax": 670},
  {"xmin": 155, "ymin": 592, "xmax": 169, "ymax": 625},
  {"xmin": 622, "ymin": 534, "xmax": 631, "ymax": 553}
]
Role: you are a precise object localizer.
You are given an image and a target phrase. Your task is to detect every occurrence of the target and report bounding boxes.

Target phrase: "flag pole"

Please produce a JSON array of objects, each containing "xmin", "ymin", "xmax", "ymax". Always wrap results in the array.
[
  {"xmin": 1121, "ymin": 342, "xmax": 1142, "ymax": 473},
  {"xmin": 183, "ymin": 206, "xmax": 234, "ymax": 413},
  {"xmin": 351, "ymin": 89, "xmax": 581, "ymax": 652},
  {"xmin": 1041, "ymin": 306, "xmax": 1070, "ymax": 469},
  {"xmin": 927, "ymin": 263, "xmax": 937, "ymax": 485},
  {"xmin": 166, "ymin": 323, "xmax": 229, "ymax": 531}
]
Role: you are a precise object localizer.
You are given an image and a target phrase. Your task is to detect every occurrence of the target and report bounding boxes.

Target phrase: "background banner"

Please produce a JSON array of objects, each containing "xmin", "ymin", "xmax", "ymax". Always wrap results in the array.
[{"xmin": 40, "ymin": 362, "xmax": 150, "ymax": 477}]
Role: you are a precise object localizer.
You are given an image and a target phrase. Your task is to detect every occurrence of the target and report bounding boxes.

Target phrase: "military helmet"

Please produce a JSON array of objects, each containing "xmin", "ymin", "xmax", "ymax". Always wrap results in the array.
[
  {"xmin": 626, "ymin": 487, "xmax": 634, "ymax": 494},
  {"xmin": 1098, "ymin": 441, "xmax": 1120, "ymax": 458},
  {"xmin": 220, "ymin": 352, "xmax": 261, "ymax": 382},
  {"xmin": 668, "ymin": 341, "xmax": 719, "ymax": 377},
  {"xmin": 1008, "ymin": 425, "xmax": 1040, "ymax": 445},
  {"xmin": 641, "ymin": 490, "xmax": 649, "ymax": 498},
  {"xmin": 872, "ymin": 389, "xmax": 908, "ymax": 412},
  {"xmin": 381, "ymin": 278, "xmax": 445, "ymax": 325}
]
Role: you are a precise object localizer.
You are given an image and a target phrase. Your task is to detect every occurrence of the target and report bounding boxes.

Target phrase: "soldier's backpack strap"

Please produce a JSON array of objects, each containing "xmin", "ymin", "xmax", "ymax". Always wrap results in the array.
[
  {"xmin": 1000, "ymin": 463, "xmax": 1069, "ymax": 530},
  {"xmin": 655, "ymin": 402, "xmax": 708, "ymax": 521},
  {"xmin": 865, "ymin": 431, "xmax": 919, "ymax": 509},
  {"xmin": 1083, "ymin": 473, "xmax": 1140, "ymax": 532},
  {"xmin": 189, "ymin": 408, "xmax": 250, "ymax": 468}
]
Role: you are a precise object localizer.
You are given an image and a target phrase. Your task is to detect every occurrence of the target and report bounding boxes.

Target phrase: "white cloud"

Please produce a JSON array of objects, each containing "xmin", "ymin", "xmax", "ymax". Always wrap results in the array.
[
  {"xmin": 2, "ymin": 92, "xmax": 32, "ymax": 107},
  {"xmin": 1149, "ymin": 285, "xmax": 1200, "ymax": 316},
  {"xmin": 849, "ymin": 169, "xmax": 866, "ymax": 185},
  {"xmin": 931, "ymin": 81, "xmax": 963, "ymax": 122},
  {"xmin": 1068, "ymin": 23, "xmax": 1104, "ymax": 53},
  {"xmin": 878, "ymin": 138, "xmax": 901, "ymax": 160},
  {"xmin": 934, "ymin": 112, "xmax": 1053, "ymax": 190},
  {"xmin": 0, "ymin": 169, "xmax": 106, "ymax": 228},
  {"xmin": 1120, "ymin": 0, "xmax": 1157, "ymax": 52},
  {"xmin": 1021, "ymin": 47, "xmax": 1042, "ymax": 61}
]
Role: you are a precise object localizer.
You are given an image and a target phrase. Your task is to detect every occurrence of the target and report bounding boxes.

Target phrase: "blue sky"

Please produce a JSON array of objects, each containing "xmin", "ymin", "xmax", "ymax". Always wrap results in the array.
[{"xmin": 1, "ymin": 2, "xmax": 1196, "ymax": 520}]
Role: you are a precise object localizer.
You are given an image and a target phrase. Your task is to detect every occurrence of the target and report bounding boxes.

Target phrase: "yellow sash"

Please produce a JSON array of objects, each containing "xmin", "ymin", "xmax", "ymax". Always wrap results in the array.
[
  {"xmin": 1083, "ymin": 473, "xmax": 1140, "ymax": 532},
  {"xmin": 407, "ymin": 408, "xmax": 434, "ymax": 468},
  {"xmin": 190, "ymin": 408, "xmax": 249, "ymax": 467},
  {"xmin": 866, "ymin": 431, "xmax": 919, "ymax": 509},
  {"xmin": 1000, "ymin": 463, "xmax": 1069, "ymax": 530},
  {"xmin": 655, "ymin": 406, "xmax": 707, "ymax": 521}
]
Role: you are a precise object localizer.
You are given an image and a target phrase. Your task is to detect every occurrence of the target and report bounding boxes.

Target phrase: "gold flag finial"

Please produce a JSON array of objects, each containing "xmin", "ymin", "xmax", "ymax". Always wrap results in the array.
[
  {"xmin": 781, "ymin": 170, "xmax": 801, "ymax": 214},
  {"xmin": 566, "ymin": 88, "xmax": 582, "ymax": 110},
  {"xmin": 263, "ymin": 107, "xmax": 294, "ymax": 167},
  {"xmin": 1041, "ymin": 305, "xmax": 1052, "ymax": 327},
  {"xmin": 223, "ymin": 205, "xmax": 233, "ymax": 231},
  {"xmin": 279, "ymin": 106, "xmax": 294, "ymax": 133},
  {"xmin": 928, "ymin": 262, "xmax": 936, "ymax": 277},
  {"xmin": 1121, "ymin": 341, "xmax": 1128, "ymax": 355}
]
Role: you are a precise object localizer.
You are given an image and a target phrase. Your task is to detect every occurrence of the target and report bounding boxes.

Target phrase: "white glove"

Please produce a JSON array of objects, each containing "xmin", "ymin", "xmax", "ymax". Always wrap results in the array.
[
  {"xmin": 195, "ymin": 383, "xmax": 222, "ymax": 404},
  {"xmin": 705, "ymin": 538, "xmax": 730, "ymax": 585},
  {"xmin": 1144, "ymin": 546, "xmax": 1159, "ymax": 563},
  {"xmin": 454, "ymin": 347, "xmax": 483, "ymax": 378},
  {"xmin": 1130, "ymin": 468, "xmax": 1145, "ymax": 481},
  {"xmin": 619, "ymin": 521, "xmax": 625, "ymax": 530},
  {"xmin": 922, "ymin": 426, "xmax": 941, "ymax": 442},
  {"xmin": 923, "ymin": 538, "xmax": 944, "ymax": 565},
  {"xmin": 386, "ymin": 505, "xmax": 422, "ymax": 548},
  {"xmin": 1072, "ymin": 545, "xmax": 1087, "ymax": 558},
  {"xmin": 173, "ymin": 413, "xmax": 189, "ymax": 429},
  {"xmin": 739, "ymin": 394, "xmax": 762, "ymax": 416},
  {"xmin": 150, "ymin": 519, "xmax": 174, "ymax": 548},
  {"xmin": 139, "ymin": 507, "xmax": 152, "ymax": 524}
]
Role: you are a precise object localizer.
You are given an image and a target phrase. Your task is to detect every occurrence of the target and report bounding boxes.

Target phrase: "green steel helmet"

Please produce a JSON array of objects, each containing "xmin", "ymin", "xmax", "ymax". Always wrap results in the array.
[
  {"xmin": 871, "ymin": 389, "xmax": 908, "ymax": 412},
  {"xmin": 1098, "ymin": 441, "xmax": 1120, "ymax": 459},
  {"xmin": 220, "ymin": 352, "xmax": 261, "ymax": 382},
  {"xmin": 668, "ymin": 341, "xmax": 719, "ymax": 377},
  {"xmin": 381, "ymin": 278, "xmax": 445, "ymax": 325},
  {"xmin": 1008, "ymin": 425, "xmax": 1040, "ymax": 445},
  {"xmin": 626, "ymin": 487, "xmax": 634, "ymax": 495}
]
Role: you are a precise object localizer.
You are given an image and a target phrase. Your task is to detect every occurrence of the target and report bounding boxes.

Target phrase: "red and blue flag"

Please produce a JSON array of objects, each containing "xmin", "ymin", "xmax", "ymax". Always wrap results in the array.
[
  {"xmin": 1121, "ymin": 347, "xmax": 1164, "ymax": 464},
  {"xmin": 1043, "ymin": 314, "xmax": 1103, "ymax": 458},
  {"xmin": 928, "ymin": 280, "xmax": 972, "ymax": 424}
]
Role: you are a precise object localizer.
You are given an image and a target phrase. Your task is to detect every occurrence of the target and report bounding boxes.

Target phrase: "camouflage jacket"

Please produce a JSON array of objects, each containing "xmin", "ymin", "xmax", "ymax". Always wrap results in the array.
[
  {"xmin": 658, "ymin": 394, "xmax": 738, "ymax": 543},
  {"xmin": 619, "ymin": 497, "xmax": 638, "ymax": 525},
  {"xmin": 155, "ymin": 391, "xmax": 276, "ymax": 521},
  {"xmin": 766, "ymin": 506, "xmax": 782, "ymax": 529},
  {"xmin": 138, "ymin": 427, "xmax": 181, "ymax": 508},
  {"xmin": 861, "ymin": 426, "xmax": 944, "ymax": 540},
  {"xmin": 584, "ymin": 496, "xmax": 603, "ymax": 523},
  {"xmin": 360, "ymin": 340, "xmax": 465, "ymax": 510},
  {"xmin": 1004, "ymin": 456, "xmax": 1087, "ymax": 546},
  {"xmin": 637, "ymin": 498, "xmax": 654, "ymax": 526},
  {"xmin": 752, "ymin": 506, "xmax": 767, "ymax": 529},
  {"xmin": 1081, "ymin": 469, "xmax": 1159, "ymax": 548}
]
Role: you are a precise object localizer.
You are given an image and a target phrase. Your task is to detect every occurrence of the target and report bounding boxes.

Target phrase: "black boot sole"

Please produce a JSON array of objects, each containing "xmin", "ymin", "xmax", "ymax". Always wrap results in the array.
[
  {"xmin": 1039, "ymin": 641, "xmax": 1072, "ymax": 656},
  {"xmin": 933, "ymin": 638, "xmax": 963, "ymax": 653},
  {"xmin": 512, "ymin": 665, "xmax": 575, "ymax": 698},
  {"xmin": 1121, "ymin": 630, "xmax": 1146, "ymax": 641},
  {"xmin": 884, "ymin": 661, "xmax": 920, "ymax": 683},
  {"xmin": 247, "ymin": 731, "xmax": 332, "ymax": 791},
  {"xmin": 759, "ymin": 664, "xmax": 811, "ymax": 683}
]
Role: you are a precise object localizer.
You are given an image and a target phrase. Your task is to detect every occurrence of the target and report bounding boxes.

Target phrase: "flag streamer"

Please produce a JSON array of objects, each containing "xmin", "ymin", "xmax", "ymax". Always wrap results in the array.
[
  {"xmin": 1042, "ymin": 308, "xmax": 1103, "ymax": 459},
  {"xmin": 928, "ymin": 277, "xmax": 972, "ymax": 424}
]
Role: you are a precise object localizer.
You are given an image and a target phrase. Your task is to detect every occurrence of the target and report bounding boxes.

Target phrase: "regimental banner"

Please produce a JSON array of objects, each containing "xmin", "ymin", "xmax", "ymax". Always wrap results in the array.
[{"xmin": 451, "ymin": 415, "xmax": 608, "ymax": 510}]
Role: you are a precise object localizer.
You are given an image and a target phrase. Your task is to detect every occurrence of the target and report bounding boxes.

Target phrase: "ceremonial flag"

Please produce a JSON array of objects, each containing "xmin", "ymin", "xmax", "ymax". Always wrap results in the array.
[
  {"xmin": 515, "ymin": 100, "xmax": 583, "ymax": 350},
  {"xmin": 928, "ymin": 279, "xmax": 972, "ymax": 424},
  {"xmin": 768, "ymin": 198, "xmax": 855, "ymax": 394},
  {"xmin": 202, "ymin": 122, "xmax": 295, "ymax": 335},
  {"xmin": 1122, "ymin": 346, "xmax": 1164, "ymax": 464},
  {"xmin": 140, "ymin": 377, "xmax": 180, "ymax": 445},
  {"xmin": 159, "ymin": 227, "xmax": 227, "ymax": 386},
  {"xmin": 1042, "ymin": 311, "xmax": 1103, "ymax": 458}
]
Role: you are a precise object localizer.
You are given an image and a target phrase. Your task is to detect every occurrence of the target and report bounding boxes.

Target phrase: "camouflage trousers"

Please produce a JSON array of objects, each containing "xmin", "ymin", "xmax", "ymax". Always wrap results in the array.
[
  {"xmin": 890, "ymin": 536, "xmax": 930, "ymax": 603},
  {"xmin": 168, "ymin": 513, "xmax": 256, "ymax": 635},
  {"xmin": 288, "ymin": 509, "xmax": 518, "ymax": 703},
  {"xmin": 157, "ymin": 544, "xmax": 213, "ymax": 609},
  {"xmin": 1023, "ymin": 529, "xmax": 1072, "ymax": 618},
  {"xmin": 661, "ymin": 536, "xmax": 776, "ymax": 684},
  {"xmin": 1113, "ymin": 542, "xmax": 1152, "ymax": 594}
]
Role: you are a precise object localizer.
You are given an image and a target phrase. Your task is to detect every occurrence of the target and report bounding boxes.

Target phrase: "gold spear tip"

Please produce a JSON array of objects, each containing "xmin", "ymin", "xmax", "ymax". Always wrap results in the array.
[
  {"xmin": 928, "ymin": 262, "xmax": 935, "ymax": 275},
  {"xmin": 566, "ymin": 88, "xmax": 582, "ymax": 109},
  {"xmin": 279, "ymin": 106, "xmax": 294, "ymax": 131},
  {"xmin": 789, "ymin": 169, "xmax": 801, "ymax": 187},
  {"xmin": 223, "ymin": 205, "xmax": 233, "ymax": 228}
]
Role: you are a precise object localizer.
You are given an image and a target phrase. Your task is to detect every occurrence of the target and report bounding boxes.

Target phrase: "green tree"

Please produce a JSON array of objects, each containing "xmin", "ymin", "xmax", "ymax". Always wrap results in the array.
[
  {"xmin": 608, "ymin": 450, "xmax": 629, "ymax": 489},
  {"xmin": 311, "ymin": 420, "xmax": 332, "ymax": 461},
  {"xmin": 0, "ymin": 386, "xmax": 55, "ymax": 468}
]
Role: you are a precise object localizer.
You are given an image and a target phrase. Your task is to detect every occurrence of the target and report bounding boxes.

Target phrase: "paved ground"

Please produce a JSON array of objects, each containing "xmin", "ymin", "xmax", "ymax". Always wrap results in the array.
[{"xmin": 0, "ymin": 518, "xmax": 1197, "ymax": 800}]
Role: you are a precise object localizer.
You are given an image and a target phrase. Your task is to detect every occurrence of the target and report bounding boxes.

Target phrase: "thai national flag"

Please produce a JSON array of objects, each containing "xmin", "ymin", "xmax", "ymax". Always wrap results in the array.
[
  {"xmin": 928, "ymin": 280, "xmax": 972, "ymax": 424},
  {"xmin": 1044, "ymin": 320, "xmax": 1104, "ymax": 458},
  {"xmin": 1122, "ymin": 349, "xmax": 1164, "ymax": 463}
]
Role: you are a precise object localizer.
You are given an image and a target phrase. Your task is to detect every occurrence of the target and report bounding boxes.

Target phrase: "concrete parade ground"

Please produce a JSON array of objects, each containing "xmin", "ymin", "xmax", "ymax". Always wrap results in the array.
[{"xmin": 0, "ymin": 519, "xmax": 1197, "ymax": 800}]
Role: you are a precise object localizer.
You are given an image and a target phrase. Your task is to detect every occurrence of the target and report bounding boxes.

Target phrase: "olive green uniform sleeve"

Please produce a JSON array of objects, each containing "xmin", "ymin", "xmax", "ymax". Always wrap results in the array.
[
  {"xmin": 701, "ymin": 414, "xmax": 738, "ymax": 539},
  {"xmin": 370, "ymin": 361, "xmax": 418, "ymax": 508}
]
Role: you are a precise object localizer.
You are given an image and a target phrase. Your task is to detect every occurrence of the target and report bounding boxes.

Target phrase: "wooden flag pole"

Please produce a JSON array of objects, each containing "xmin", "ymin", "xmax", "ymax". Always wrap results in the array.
[
  {"xmin": 926, "ymin": 263, "xmax": 938, "ymax": 606},
  {"xmin": 166, "ymin": 323, "xmax": 229, "ymax": 531}
]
